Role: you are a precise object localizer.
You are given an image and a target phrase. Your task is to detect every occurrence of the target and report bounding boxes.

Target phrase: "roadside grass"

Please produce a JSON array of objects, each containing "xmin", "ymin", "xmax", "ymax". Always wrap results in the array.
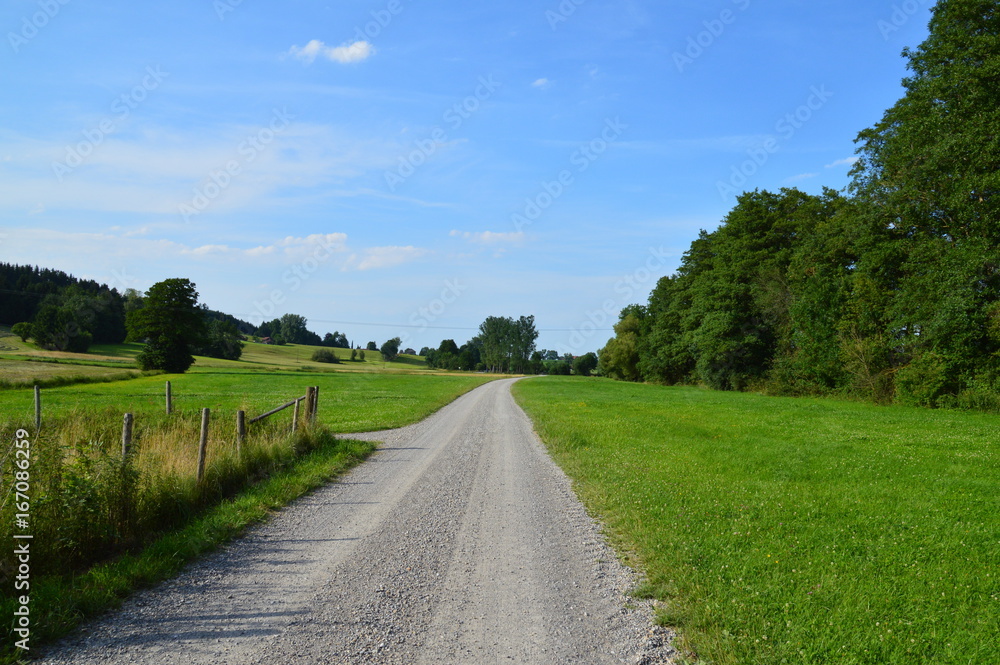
[
  {"xmin": 0, "ymin": 430, "xmax": 376, "ymax": 665},
  {"xmin": 513, "ymin": 377, "xmax": 1000, "ymax": 665}
]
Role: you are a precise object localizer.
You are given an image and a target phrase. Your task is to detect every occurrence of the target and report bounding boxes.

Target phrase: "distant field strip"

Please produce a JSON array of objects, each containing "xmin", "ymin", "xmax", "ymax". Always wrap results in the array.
[
  {"xmin": 513, "ymin": 377, "xmax": 1000, "ymax": 665},
  {"xmin": 0, "ymin": 372, "xmax": 496, "ymax": 433}
]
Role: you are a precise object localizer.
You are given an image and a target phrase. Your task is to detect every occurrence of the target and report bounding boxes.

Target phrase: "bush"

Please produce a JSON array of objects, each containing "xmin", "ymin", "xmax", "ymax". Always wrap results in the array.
[
  {"xmin": 11, "ymin": 322, "xmax": 31, "ymax": 342},
  {"xmin": 311, "ymin": 349, "xmax": 339, "ymax": 364},
  {"xmin": 547, "ymin": 360, "xmax": 572, "ymax": 376},
  {"xmin": 895, "ymin": 352, "xmax": 953, "ymax": 407},
  {"xmin": 573, "ymin": 352, "xmax": 598, "ymax": 377}
]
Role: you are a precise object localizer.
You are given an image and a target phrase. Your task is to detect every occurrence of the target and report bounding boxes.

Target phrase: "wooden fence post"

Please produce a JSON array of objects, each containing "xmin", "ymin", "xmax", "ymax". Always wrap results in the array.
[
  {"xmin": 292, "ymin": 397, "xmax": 301, "ymax": 432},
  {"xmin": 236, "ymin": 410, "xmax": 246, "ymax": 455},
  {"xmin": 166, "ymin": 381, "xmax": 172, "ymax": 415},
  {"xmin": 197, "ymin": 408, "xmax": 210, "ymax": 483},
  {"xmin": 304, "ymin": 387, "xmax": 316, "ymax": 427},
  {"xmin": 311, "ymin": 386, "xmax": 319, "ymax": 426},
  {"xmin": 34, "ymin": 385, "xmax": 41, "ymax": 431},
  {"xmin": 122, "ymin": 413, "xmax": 134, "ymax": 459}
]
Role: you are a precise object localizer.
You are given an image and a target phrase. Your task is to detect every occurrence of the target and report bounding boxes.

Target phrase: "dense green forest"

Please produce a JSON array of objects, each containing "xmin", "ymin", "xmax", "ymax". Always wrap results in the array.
[{"xmin": 600, "ymin": 0, "xmax": 1000, "ymax": 409}]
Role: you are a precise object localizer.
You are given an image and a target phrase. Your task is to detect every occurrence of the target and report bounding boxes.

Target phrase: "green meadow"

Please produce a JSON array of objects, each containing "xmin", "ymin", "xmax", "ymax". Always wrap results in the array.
[
  {"xmin": 513, "ymin": 377, "xmax": 1000, "ymax": 665},
  {"xmin": 0, "ymin": 364, "xmax": 495, "ymax": 433}
]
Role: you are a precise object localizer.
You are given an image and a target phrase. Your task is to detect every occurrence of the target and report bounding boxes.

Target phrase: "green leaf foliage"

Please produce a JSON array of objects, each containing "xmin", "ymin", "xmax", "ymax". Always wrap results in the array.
[{"xmin": 599, "ymin": 1, "xmax": 1000, "ymax": 409}]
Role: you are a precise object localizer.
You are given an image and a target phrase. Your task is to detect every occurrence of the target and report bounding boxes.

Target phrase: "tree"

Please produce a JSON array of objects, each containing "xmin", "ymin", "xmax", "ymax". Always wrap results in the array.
[
  {"xmin": 513, "ymin": 315, "xmax": 539, "ymax": 373},
  {"xmin": 438, "ymin": 339, "xmax": 460, "ymax": 355},
  {"xmin": 350, "ymin": 348, "xmax": 358, "ymax": 361},
  {"xmin": 11, "ymin": 322, "xmax": 31, "ymax": 342},
  {"xmin": 547, "ymin": 360, "xmax": 572, "ymax": 375},
  {"xmin": 477, "ymin": 315, "xmax": 538, "ymax": 373},
  {"xmin": 359, "ymin": 349, "xmax": 366, "ymax": 361},
  {"xmin": 195, "ymin": 318, "xmax": 244, "ymax": 361},
  {"xmin": 279, "ymin": 313, "xmax": 306, "ymax": 343},
  {"xmin": 599, "ymin": 309, "xmax": 644, "ymax": 382},
  {"xmin": 573, "ymin": 352, "xmax": 599, "ymax": 377},
  {"xmin": 323, "ymin": 331, "xmax": 349, "ymax": 348},
  {"xmin": 127, "ymin": 278, "xmax": 206, "ymax": 373},
  {"xmin": 31, "ymin": 301, "xmax": 93, "ymax": 353},
  {"xmin": 380, "ymin": 337, "xmax": 401, "ymax": 361},
  {"xmin": 366, "ymin": 341, "xmax": 378, "ymax": 351},
  {"xmin": 847, "ymin": 0, "xmax": 1000, "ymax": 402},
  {"xmin": 123, "ymin": 288, "xmax": 144, "ymax": 315}
]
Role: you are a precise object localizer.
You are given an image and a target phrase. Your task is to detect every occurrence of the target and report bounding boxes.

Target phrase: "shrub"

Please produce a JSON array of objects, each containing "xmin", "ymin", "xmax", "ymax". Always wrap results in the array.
[
  {"xmin": 895, "ymin": 352, "xmax": 953, "ymax": 407},
  {"xmin": 311, "ymin": 349, "xmax": 339, "ymax": 364},
  {"xmin": 11, "ymin": 322, "xmax": 32, "ymax": 342},
  {"xmin": 547, "ymin": 361, "xmax": 572, "ymax": 376}
]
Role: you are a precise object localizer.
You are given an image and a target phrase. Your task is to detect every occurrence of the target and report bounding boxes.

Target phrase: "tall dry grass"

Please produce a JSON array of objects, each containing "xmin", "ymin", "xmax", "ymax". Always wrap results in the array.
[{"xmin": 1, "ymin": 403, "xmax": 324, "ymax": 588}]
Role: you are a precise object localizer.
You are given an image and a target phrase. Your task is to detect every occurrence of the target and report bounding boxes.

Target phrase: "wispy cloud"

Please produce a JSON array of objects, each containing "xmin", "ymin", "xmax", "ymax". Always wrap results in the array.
[
  {"xmin": 825, "ymin": 156, "xmax": 859, "ymax": 168},
  {"xmin": 784, "ymin": 172, "xmax": 819, "ymax": 183},
  {"xmin": 184, "ymin": 233, "xmax": 349, "ymax": 260},
  {"xmin": 345, "ymin": 246, "xmax": 428, "ymax": 271},
  {"xmin": 289, "ymin": 40, "xmax": 375, "ymax": 65},
  {"xmin": 532, "ymin": 78, "xmax": 551, "ymax": 89},
  {"xmin": 0, "ymin": 124, "xmax": 402, "ymax": 217},
  {"xmin": 450, "ymin": 230, "xmax": 525, "ymax": 245}
]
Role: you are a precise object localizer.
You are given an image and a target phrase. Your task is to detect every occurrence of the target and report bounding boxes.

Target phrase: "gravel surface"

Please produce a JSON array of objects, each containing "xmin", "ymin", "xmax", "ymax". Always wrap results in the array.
[{"xmin": 39, "ymin": 378, "xmax": 677, "ymax": 664}]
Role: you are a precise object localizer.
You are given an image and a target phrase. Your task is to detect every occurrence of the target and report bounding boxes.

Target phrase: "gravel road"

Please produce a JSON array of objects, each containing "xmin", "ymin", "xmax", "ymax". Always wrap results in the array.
[{"xmin": 39, "ymin": 378, "xmax": 676, "ymax": 664}]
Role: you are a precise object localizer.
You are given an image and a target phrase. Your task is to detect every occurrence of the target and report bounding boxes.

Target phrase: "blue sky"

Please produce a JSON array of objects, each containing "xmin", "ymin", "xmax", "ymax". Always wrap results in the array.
[{"xmin": 0, "ymin": 0, "xmax": 933, "ymax": 353}]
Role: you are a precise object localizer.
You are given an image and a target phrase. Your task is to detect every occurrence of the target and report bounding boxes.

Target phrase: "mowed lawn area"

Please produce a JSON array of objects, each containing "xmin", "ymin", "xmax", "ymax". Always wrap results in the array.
[{"xmin": 513, "ymin": 377, "xmax": 1000, "ymax": 665}]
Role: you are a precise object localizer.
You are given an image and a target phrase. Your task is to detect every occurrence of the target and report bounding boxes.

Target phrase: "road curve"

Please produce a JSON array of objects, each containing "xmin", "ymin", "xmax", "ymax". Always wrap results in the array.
[{"xmin": 40, "ymin": 378, "xmax": 676, "ymax": 664}]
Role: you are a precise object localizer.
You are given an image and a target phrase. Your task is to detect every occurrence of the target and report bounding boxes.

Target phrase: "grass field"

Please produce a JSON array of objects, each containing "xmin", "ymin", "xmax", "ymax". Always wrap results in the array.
[
  {"xmin": 0, "ymin": 368, "xmax": 494, "ymax": 433},
  {"xmin": 0, "ymin": 326, "xmax": 439, "ymax": 390},
  {"xmin": 513, "ymin": 377, "xmax": 1000, "ymax": 665}
]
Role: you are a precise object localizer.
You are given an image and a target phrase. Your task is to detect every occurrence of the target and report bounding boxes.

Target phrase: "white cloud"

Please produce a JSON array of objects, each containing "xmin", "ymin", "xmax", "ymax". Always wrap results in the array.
[
  {"xmin": 0, "ymin": 124, "xmax": 403, "ymax": 218},
  {"xmin": 346, "ymin": 246, "xmax": 427, "ymax": 271},
  {"xmin": 187, "ymin": 244, "xmax": 232, "ymax": 256},
  {"xmin": 289, "ymin": 40, "xmax": 375, "ymax": 65},
  {"xmin": 532, "ymin": 78, "xmax": 551, "ymax": 89},
  {"xmin": 784, "ymin": 173, "xmax": 819, "ymax": 183},
  {"xmin": 825, "ymin": 156, "xmax": 859, "ymax": 168},
  {"xmin": 450, "ymin": 230, "xmax": 525, "ymax": 245},
  {"xmin": 186, "ymin": 233, "xmax": 349, "ymax": 260}
]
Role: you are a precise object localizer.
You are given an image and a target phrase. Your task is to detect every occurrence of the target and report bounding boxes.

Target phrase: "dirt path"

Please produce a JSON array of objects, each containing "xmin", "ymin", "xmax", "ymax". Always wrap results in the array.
[{"xmin": 39, "ymin": 378, "xmax": 676, "ymax": 664}]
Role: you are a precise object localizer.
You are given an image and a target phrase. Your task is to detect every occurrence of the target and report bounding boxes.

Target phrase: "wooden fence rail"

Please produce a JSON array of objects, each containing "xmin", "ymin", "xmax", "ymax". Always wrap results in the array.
[
  {"xmin": 29, "ymin": 385, "xmax": 320, "ymax": 484},
  {"xmin": 247, "ymin": 398, "xmax": 300, "ymax": 425}
]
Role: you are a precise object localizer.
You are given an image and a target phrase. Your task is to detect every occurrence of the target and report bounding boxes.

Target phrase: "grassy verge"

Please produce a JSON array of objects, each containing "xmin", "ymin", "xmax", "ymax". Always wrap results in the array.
[
  {"xmin": 513, "ymin": 377, "xmax": 1000, "ymax": 665},
  {"xmin": 0, "ymin": 430, "xmax": 375, "ymax": 664}
]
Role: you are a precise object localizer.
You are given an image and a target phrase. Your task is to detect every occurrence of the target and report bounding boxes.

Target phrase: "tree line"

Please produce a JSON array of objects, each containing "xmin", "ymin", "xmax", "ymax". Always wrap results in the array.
[
  {"xmin": 419, "ymin": 315, "xmax": 598, "ymax": 375},
  {"xmin": 600, "ymin": 1, "xmax": 1000, "ymax": 409},
  {"xmin": 2, "ymin": 267, "xmax": 357, "ymax": 370}
]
